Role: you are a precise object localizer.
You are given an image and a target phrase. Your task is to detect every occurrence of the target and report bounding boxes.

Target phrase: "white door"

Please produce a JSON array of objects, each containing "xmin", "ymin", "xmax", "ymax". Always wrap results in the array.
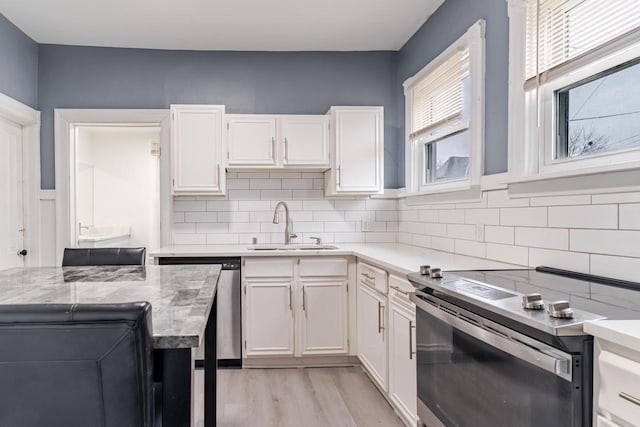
[
  {"xmin": 171, "ymin": 105, "xmax": 225, "ymax": 195},
  {"xmin": 335, "ymin": 107, "xmax": 383, "ymax": 193},
  {"xmin": 357, "ymin": 281, "xmax": 388, "ymax": 391},
  {"xmin": 281, "ymin": 116, "xmax": 329, "ymax": 167},
  {"xmin": 244, "ymin": 280, "xmax": 295, "ymax": 356},
  {"xmin": 389, "ymin": 300, "xmax": 418, "ymax": 426},
  {"xmin": 227, "ymin": 116, "xmax": 278, "ymax": 166},
  {"xmin": 0, "ymin": 117, "xmax": 25, "ymax": 270},
  {"xmin": 299, "ymin": 280, "xmax": 348, "ymax": 356}
]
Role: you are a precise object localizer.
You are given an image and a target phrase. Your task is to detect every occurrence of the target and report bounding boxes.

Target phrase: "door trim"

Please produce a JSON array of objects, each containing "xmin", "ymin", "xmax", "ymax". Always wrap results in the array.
[
  {"xmin": 0, "ymin": 92, "xmax": 41, "ymax": 267},
  {"xmin": 54, "ymin": 109, "xmax": 171, "ymax": 264}
]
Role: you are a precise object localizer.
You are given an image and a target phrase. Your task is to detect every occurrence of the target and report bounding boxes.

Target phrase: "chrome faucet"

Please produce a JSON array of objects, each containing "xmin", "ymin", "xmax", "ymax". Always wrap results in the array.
[{"xmin": 272, "ymin": 201, "xmax": 297, "ymax": 245}]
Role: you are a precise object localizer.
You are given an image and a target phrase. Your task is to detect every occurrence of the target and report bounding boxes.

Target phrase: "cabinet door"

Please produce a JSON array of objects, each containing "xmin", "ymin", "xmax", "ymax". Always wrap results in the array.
[
  {"xmin": 171, "ymin": 105, "xmax": 225, "ymax": 195},
  {"xmin": 227, "ymin": 116, "xmax": 278, "ymax": 166},
  {"xmin": 389, "ymin": 301, "xmax": 418, "ymax": 427},
  {"xmin": 244, "ymin": 280, "xmax": 294, "ymax": 356},
  {"xmin": 357, "ymin": 281, "xmax": 387, "ymax": 391},
  {"xmin": 281, "ymin": 116, "xmax": 329, "ymax": 167},
  {"xmin": 333, "ymin": 107, "xmax": 383, "ymax": 194},
  {"xmin": 299, "ymin": 280, "xmax": 348, "ymax": 356}
]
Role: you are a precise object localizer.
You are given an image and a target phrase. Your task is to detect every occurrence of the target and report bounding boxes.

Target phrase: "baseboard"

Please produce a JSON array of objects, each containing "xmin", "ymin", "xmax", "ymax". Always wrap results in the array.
[{"xmin": 243, "ymin": 355, "xmax": 359, "ymax": 368}]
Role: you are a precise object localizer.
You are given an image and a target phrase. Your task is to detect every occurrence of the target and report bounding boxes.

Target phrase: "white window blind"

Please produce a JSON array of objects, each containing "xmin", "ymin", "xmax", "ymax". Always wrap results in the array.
[
  {"xmin": 526, "ymin": 0, "xmax": 640, "ymax": 81},
  {"xmin": 410, "ymin": 47, "xmax": 469, "ymax": 138}
]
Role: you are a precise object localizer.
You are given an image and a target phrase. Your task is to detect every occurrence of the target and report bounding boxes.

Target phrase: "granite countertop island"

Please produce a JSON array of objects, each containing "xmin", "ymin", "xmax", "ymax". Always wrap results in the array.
[{"xmin": 0, "ymin": 264, "xmax": 221, "ymax": 349}]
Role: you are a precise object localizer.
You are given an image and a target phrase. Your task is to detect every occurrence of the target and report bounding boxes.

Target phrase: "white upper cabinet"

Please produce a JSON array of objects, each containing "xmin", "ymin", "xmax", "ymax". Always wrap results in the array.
[
  {"xmin": 325, "ymin": 106, "xmax": 384, "ymax": 196},
  {"xmin": 281, "ymin": 115, "xmax": 329, "ymax": 167},
  {"xmin": 225, "ymin": 114, "xmax": 329, "ymax": 169},
  {"xmin": 171, "ymin": 104, "xmax": 225, "ymax": 195},
  {"xmin": 226, "ymin": 115, "xmax": 278, "ymax": 167}
]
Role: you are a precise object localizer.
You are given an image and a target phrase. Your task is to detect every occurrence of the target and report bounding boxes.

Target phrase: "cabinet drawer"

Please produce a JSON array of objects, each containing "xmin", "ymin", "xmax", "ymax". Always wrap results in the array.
[
  {"xmin": 598, "ymin": 350, "xmax": 640, "ymax": 425},
  {"xmin": 596, "ymin": 415, "xmax": 621, "ymax": 427},
  {"xmin": 299, "ymin": 258, "xmax": 347, "ymax": 277},
  {"xmin": 244, "ymin": 258, "xmax": 294, "ymax": 278},
  {"xmin": 357, "ymin": 262, "xmax": 388, "ymax": 294}
]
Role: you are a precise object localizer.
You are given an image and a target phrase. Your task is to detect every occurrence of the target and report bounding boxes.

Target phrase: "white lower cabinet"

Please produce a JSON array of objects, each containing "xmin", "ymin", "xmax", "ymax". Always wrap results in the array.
[
  {"xmin": 388, "ymin": 277, "xmax": 418, "ymax": 427},
  {"xmin": 243, "ymin": 257, "xmax": 349, "ymax": 359},
  {"xmin": 357, "ymin": 279, "xmax": 388, "ymax": 391},
  {"xmin": 244, "ymin": 280, "xmax": 294, "ymax": 356},
  {"xmin": 299, "ymin": 279, "xmax": 348, "ymax": 355}
]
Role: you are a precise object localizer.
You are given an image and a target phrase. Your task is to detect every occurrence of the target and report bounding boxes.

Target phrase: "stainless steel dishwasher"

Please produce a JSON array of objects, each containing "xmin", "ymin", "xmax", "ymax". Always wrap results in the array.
[{"xmin": 158, "ymin": 257, "xmax": 242, "ymax": 368}]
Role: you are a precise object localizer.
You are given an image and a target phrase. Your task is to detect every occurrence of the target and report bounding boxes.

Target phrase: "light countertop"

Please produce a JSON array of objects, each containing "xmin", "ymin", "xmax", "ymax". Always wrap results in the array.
[
  {"xmin": 150, "ymin": 243, "xmax": 522, "ymax": 275},
  {"xmin": 0, "ymin": 265, "xmax": 220, "ymax": 349},
  {"xmin": 584, "ymin": 320, "xmax": 640, "ymax": 354}
]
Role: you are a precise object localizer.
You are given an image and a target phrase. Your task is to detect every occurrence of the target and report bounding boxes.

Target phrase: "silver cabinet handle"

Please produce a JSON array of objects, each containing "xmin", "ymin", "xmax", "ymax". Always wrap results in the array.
[
  {"xmin": 302, "ymin": 285, "xmax": 306, "ymax": 311},
  {"xmin": 391, "ymin": 285, "xmax": 411, "ymax": 295},
  {"xmin": 361, "ymin": 272, "xmax": 375, "ymax": 282},
  {"xmin": 288, "ymin": 284, "xmax": 292, "ymax": 311},
  {"xmin": 336, "ymin": 166, "xmax": 341, "ymax": 186},
  {"xmin": 284, "ymin": 137, "xmax": 289, "ymax": 162},
  {"xmin": 620, "ymin": 392, "xmax": 640, "ymax": 407},
  {"xmin": 409, "ymin": 320, "xmax": 416, "ymax": 360},
  {"xmin": 271, "ymin": 136, "xmax": 275, "ymax": 160},
  {"xmin": 378, "ymin": 302, "xmax": 384, "ymax": 333}
]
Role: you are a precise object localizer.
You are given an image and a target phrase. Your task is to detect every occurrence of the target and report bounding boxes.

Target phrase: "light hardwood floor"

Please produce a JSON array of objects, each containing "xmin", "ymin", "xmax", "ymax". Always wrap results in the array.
[{"xmin": 195, "ymin": 367, "xmax": 404, "ymax": 427}]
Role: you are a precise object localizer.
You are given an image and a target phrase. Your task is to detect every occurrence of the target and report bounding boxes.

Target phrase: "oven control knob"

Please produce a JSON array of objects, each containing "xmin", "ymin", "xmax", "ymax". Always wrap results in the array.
[
  {"xmin": 430, "ymin": 268, "xmax": 443, "ymax": 279},
  {"xmin": 420, "ymin": 265, "xmax": 431, "ymax": 275},
  {"xmin": 548, "ymin": 301, "xmax": 574, "ymax": 319},
  {"xmin": 522, "ymin": 293, "xmax": 545, "ymax": 310}
]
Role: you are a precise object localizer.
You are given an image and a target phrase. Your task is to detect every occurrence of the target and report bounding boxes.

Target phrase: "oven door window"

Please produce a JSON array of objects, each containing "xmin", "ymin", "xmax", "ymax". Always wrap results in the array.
[{"xmin": 416, "ymin": 307, "xmax": 575, "ymax": 427}]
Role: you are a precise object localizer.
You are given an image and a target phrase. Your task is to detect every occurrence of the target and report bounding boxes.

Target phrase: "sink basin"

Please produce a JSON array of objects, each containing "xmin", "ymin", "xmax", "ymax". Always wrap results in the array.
[{"xmin": 247, "ymin": 244, "xmax": 338, "ymax": 251}]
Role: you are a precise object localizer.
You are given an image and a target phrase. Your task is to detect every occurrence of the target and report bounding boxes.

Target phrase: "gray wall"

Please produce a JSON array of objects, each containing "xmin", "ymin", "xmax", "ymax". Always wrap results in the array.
[
  {"xmin": 0, "ymin": 13, "xmax": 38, "ymax": 108},
  {"xmin": 397, "ymin": 0, "xmax": 510, "ymax": 185},
  {"xmin": 38, "ymin": 46, "xmax": 399, "ymax": 189}
]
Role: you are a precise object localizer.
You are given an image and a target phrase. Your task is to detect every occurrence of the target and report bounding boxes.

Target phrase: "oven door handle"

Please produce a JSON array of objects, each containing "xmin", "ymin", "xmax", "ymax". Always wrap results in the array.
[{"xmin": 410, "ymin": 294, "xmax": 573, "ymax": 382}]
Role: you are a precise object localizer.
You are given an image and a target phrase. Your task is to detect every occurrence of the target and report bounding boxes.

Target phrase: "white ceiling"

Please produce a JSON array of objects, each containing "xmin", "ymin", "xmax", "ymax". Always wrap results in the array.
[{"xmin": 0, "ymin": 0, "xmax": 444, "ymax": 51}]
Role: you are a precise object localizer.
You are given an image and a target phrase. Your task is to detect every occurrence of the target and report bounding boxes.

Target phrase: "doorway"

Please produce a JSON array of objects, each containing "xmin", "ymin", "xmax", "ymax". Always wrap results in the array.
[
  {"xmin": 72, "ymin": 125, "xmax": 161, "ymax": 258},
  {"xmin": 0, "ymin": 116, "xmax": 25, "ymax": 269}
]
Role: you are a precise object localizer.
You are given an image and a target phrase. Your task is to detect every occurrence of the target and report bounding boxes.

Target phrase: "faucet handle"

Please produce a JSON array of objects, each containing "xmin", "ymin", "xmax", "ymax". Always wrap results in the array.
[{"xmin": 309, "ymin": 236, "xmax": 322, "ymax": 245}]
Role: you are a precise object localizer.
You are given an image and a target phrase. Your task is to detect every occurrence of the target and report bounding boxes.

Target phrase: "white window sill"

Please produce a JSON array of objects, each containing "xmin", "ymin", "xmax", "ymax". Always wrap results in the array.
[{"xmin": 506, "ymin": 166, "xmax": 640, "ymax": 198}]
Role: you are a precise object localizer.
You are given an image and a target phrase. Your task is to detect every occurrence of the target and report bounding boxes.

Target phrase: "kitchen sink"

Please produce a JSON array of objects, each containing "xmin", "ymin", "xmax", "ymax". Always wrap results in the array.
[{"xmin": 247, "ymin": 244, "xmax": 339, "ymax": 251}]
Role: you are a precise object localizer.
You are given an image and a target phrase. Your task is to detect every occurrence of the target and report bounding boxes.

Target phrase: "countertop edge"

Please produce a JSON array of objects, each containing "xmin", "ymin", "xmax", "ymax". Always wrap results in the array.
[{"xmin": 584, "ymin": 320, "xmax": 640, "ymax": 353}]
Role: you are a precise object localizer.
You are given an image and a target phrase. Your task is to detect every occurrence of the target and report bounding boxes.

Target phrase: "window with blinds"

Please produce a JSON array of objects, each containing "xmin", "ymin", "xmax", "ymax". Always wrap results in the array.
[
  {"xmin": 409, "ymin": 47, "xmax": 470, "ymax": 139},
  {"xmin": 525, "ymin": 0, "xmax": 640, "ymax": 81}
]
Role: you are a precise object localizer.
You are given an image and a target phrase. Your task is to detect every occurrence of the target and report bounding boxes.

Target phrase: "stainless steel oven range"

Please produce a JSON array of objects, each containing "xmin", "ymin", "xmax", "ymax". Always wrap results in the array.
[{"xmin": 408, "ymin": 266, "xmax": 640, "ymax": 427}]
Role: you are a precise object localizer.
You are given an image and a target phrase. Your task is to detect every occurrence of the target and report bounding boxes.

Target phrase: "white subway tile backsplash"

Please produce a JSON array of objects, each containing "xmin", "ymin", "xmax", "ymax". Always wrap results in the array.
[
  {"xmin": 173, "ymin": 223, "xmax": 196, "ymax": 234},
  {"xmin": 376, "ymin": 210, "xmax": 399, "ymax": 221},
  {"xmin": 270, "ymin": 172, "xmax": 301, "ymax": 179},
  {"xmin": 303, "ymin": 200, "xmax": 335, "ymax": 211},
  {"xmin": 175, "ymin": 201, "xmax": 206, "ymax": 212},
  {"xmin": 226, "ymin": 179, "xmax": 250, "ymax": 190},
  {"xmin": 206, "ymin": 201, "xmax": 238, "ymax": 211},
  {"xmin": 515, "ymin": 227, "xmax": 568, "ymax": 250},
  {"xmin": 173, "ymin": 212, "xmax": 185, "ymax": 223},
  {"xmin": 292, "ymin": 189, "xmax": 324, "ymax": 199},
  {"xmin": 282, "ymin": 179, "xmax": 314, "ymax": 189},
  {"xmin": 485, "ymin": 225, "xmax": 514, "ymax": 244},
  {"xmin": 486, "ymin": 243, "xmax": 528, "ymax": 265},
  {"xmin": 465, "ymin": 208, "xmax": 500, "ymax": 225},
  {"xmin": 591, "ymin": 255, "xmax": 640, "ymax": 282},
  {"xmin": 324, "ymin": 222, "xmax": 356, "ymax": 232},
  {"xmin": 206, "ymin": 233, "xmax": 239, "ymax": 244},
  {"xmin": 334, "ymin": 232, "xmax": 365, "ymax": 243},
  {"xmin": 424, "ymin": 223, "xmax": 447, "ymax": 237},
  {"xmin": 411, "ymin": 234, "xmax": 432, "ymax": 248},
  {"xmin": 301, "ymin": 172, "xmax": 324, "ymax": 179},
  {"xmin": 313, "ymin": 211, "xmax": 345, "ymax": 222},
  {"xmin": 196, "ymin": 223, "xmax": 229, "ymax": 233},
  {"xmin": 487, "ymin": 190, "xmax": 529, "ymax": 208},
  {"xmin": 261, "ymin": 189, "xmax": 293, "ymax": 200},
  {"xmin": 238, "ymin": 201, "xmax": 271, "ymax": 211},
  {"xmin": 455, "ymin": 240, "xmax": 486, "ymax": 258},
  {"xmin": 237, "ymin": 172, "xmax": 269, "ymax": 179},
  {"xmin": 366, "ymin": 199, "xmax": 397, "ymax": 211},
  {"xmin": 500, "ymin": 207, "xmax": 547, "ymax": 227},
  {"xmin": 619, "ymin": 204, "xmax": 640, "ymax": 230},
  {"xmin": 335, "ymin": 200, "xmax": 367, "ymax": 211},
  {"xmin": 174, "ymin": 233, "xmax": 206, "ymax": 244},
  {"xmin": 291, "ymin": 222, "xmax": 325, "ymax": 232},
  {"xmin": 438, "ymin": 209, "xmax": 465, "ymax": 224},
  {"xmin": 548, "ymin": 205, "xmax": 617, "ymax": 229},
  {"xmin": 571, "ymin": 230, "xmax": 640, "ymax": 257},
  {"xmin": 528, "ymin": 248, "xmax": 589, "ymax": 272},
  {"xmin": 229, "ymin": 223, "xmax": 261, "ymax": 233},
  {"xmin": 431, "ymin": 236, "xmax": 455, "ymax": 252},
  {"xmin": 218, "ymin": 211, "xmax": 250, "ymax": 222},
  {"xmin": 228, "ymin": 190, "xmax": 262, "ymax": 200},
  {"xmin": 529, "ymin": 195, "xmax": 591, "ymax": 206},
  {"xmin": 364, "ymin": 232, "xmax": 397, "ymax": 243},
  {"xmin": 446, "ymin": 224, "xmax": 476, "ymax": 240},
  {"xmin": 418, "ymin": 210, "xmax": 439, "ymax": 223},
  {"xmin": 184, "ymin": 212, "xmax": 218, "ymax": 222}
]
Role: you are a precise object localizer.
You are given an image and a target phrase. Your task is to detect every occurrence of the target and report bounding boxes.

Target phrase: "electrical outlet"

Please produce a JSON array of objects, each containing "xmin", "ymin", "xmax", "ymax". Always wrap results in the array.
[{"xmin": 476, "ymin": 223, "xmax": 485, "ymax": 242}]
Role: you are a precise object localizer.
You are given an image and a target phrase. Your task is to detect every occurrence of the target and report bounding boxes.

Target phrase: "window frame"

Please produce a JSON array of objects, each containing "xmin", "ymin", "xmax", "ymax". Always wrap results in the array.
[
  {"xmin": 508, "ymin": 0, "xmax": 640, "ymax": 184},
  {"xmin": 403, "ymin": 19, "xmax": 486, "ymax": 196}
]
